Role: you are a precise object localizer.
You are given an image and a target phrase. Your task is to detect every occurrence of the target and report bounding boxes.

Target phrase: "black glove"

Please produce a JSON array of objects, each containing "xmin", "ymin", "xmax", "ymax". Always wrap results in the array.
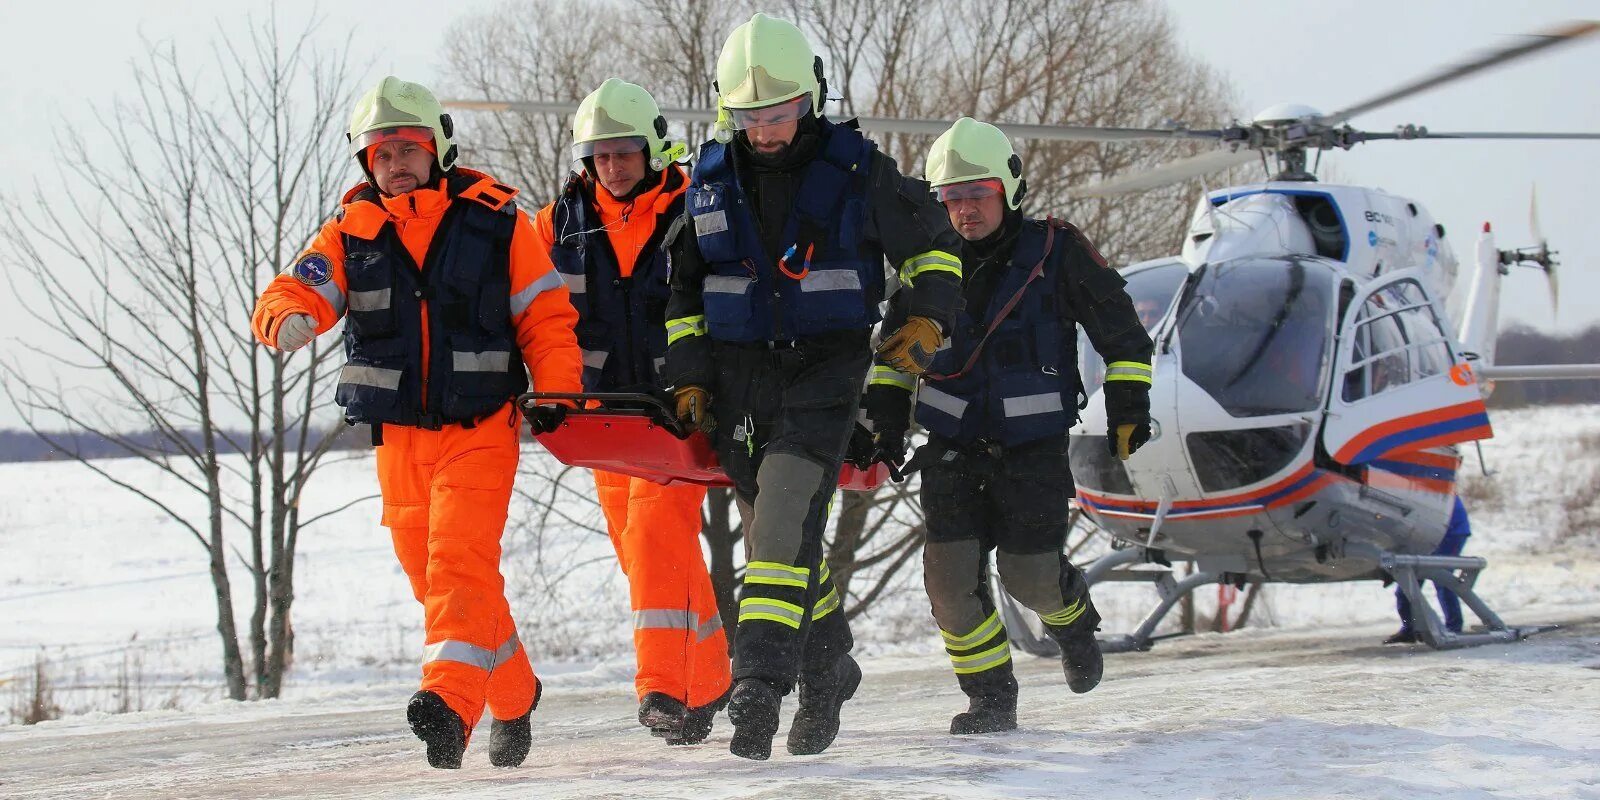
[
  {"xmin": 873, "ymin": 427, "xmax": 908, "ymax": 466},
  {"xmin": 845, "ymin": 423, "xmax": 878, "ymax": 469},
  {"xmin": 1102, "ymin": 382, "xmax": 1151, "ymax": 461},
  {"xmin": 527, "ymin": 403, "xmax": 569, "ymax": 435}
]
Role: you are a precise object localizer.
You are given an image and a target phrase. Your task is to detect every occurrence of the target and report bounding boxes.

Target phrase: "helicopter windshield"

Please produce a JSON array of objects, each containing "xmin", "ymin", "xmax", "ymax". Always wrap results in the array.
[{"xmin": 1175, "ymin": 258, "xmax": 1335, "ymax": 417}]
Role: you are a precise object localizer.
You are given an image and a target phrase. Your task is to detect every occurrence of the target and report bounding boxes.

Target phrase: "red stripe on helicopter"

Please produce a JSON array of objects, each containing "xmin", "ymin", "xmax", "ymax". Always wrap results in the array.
[
  {"xmin": 1332, "ymin": 401, "xmax": 1492, "ymax": 465},
  {"xmin": 1077, "ymin": 462, "xmax": 1348, "ymax": 520}
]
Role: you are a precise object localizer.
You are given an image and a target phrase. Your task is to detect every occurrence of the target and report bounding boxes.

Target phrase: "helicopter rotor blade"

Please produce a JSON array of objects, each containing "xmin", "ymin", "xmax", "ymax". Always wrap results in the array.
[
  {"xmin": 1319, "ymin": 20, "xmax": 1600, "ymax": 126},
  {"xmin": 444, "ymin": 99, "xmax": 1226, "ymax": 143},
  {"xmin": 1069, "ymin": 148, "xmax": 1259, "ymax": 198},
  {"xmin": 1360, "ymin": 129, "xmax": 1600, "ymax": 141}
]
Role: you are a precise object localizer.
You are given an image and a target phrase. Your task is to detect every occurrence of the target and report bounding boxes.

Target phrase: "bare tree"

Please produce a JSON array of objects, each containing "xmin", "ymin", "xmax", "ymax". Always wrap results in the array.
[{"xmin": 0, "ymin": 19, "xmax": 360, "ymax": 700}]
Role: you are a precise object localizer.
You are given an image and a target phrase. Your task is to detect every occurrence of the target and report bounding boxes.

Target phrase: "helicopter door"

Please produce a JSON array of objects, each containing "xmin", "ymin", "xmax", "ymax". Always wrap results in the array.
[{"xmin": 1322, "ymin": 271, "xmax": 1491, "ymax": 465}]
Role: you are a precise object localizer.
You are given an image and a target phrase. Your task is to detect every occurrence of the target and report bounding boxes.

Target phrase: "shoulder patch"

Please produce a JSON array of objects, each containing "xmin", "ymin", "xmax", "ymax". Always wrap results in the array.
[{"xmin": 291, "ymin": 252, "xmax": 333, "ymax": 286}]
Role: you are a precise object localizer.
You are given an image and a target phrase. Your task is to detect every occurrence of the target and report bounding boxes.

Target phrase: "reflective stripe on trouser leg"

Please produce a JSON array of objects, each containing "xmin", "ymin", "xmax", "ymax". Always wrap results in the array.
[
  {"xmin": 613, "ymin": 474, "xmax": 730, "ymax": 707},
  {"xmin": 374, "ymin": 403, "xmax": 538, "ymax": 727},
  {"xmin": 942, "ymin": 610, "xmax": 1012, "ymax": 675}
]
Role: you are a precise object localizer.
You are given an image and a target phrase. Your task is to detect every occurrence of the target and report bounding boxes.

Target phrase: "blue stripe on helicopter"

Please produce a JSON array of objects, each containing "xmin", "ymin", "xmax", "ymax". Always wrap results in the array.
[
  {"xmin": 1368, "ymin": 458, "xmax": 1455, "ymax": 482},
  {"xmin": 1345, "ymin": 411, "xmax": 1491, "ymax": 466}
]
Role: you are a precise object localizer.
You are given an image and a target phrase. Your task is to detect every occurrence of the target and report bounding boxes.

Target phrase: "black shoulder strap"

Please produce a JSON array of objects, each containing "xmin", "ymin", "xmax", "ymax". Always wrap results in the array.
[{"xmin": 925, "ymin": 219, "xmax": 1062, "ymax": 381}]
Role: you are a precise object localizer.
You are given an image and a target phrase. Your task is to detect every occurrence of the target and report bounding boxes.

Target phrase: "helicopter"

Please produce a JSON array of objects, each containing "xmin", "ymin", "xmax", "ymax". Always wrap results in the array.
[{"xmin": 449, "ymin": 21, "xmax": 1600, "ymax": 653}]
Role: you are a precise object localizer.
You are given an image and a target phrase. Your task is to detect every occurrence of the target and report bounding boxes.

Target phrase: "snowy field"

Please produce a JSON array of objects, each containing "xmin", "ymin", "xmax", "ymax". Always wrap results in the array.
[{"xmin": 0, "ymin": 404, "xmax": 1597, "ymax": 797}]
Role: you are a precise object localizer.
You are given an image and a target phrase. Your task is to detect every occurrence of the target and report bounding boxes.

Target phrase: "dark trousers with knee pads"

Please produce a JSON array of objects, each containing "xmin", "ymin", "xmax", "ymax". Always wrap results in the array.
[
  {"xmin": 711, "ymin": 331, "xmax": 868, "ymax": 691},
  {"xmin": 919, "ymin": 434, "xmax": 1099, "ymax": 694}
]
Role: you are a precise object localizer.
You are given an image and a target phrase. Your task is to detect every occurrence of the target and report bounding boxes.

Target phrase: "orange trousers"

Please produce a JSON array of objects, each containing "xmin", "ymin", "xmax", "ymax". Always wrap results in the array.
[
  {"xmin": 378, "ymin": 403, "xmax": 538, "ymax": 731},
  {"xmin": 593, "ymin": 470, "xmax": 731, "ymax": 708}
]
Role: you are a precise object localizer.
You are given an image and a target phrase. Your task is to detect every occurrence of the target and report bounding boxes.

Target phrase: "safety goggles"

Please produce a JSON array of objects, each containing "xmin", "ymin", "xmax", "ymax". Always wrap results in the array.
[
  {"xmin": 935, "ymin": 178, "xmax": 1004, "ymax": 202},
  {"xmin": 572, "ymin": 136, "xmax": 648, "ymax": 161},
  {"xmin": 351, "ymin": 125, "xmax": 434, "ymax": 154},
  {"xmin": 728, "ymin": 96, "xmax": 812, "ymax": 130}
]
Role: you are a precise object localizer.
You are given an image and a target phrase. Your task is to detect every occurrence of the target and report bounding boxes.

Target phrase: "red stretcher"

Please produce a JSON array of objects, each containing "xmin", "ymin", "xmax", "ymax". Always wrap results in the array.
[{"xmin": 517, "ymin": 392, "xmax": 889, "ymax": 491}]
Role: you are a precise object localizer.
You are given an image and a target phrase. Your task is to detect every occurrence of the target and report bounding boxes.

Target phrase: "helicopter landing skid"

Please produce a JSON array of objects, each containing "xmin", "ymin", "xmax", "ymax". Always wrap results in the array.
[{"xmin": 1382, "ymin": 553, "xmax": 1555, "ymax": 649}]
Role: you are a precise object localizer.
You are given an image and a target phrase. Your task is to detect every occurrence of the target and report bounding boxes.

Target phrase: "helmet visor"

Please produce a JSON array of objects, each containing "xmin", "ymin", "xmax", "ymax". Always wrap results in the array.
[
  {"xmin": 935, "ymin": 178, "xmax": 1005, "ymax": 203},
  {"xmin": 571, "ymin": 136, "xmax": 648, "ymax": 161},
  {"xmin": 351, "ymin": 125, "xmax": 435, "ymax": 154},
  {"xmin": 728, "ymin": 96, "xmax": 812, "ymax": 130}
]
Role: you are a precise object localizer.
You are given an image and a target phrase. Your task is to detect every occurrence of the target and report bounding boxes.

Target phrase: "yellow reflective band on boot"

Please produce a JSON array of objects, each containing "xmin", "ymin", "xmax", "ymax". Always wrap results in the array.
[
  {"xmin": 744, "ymin": 560, "xmax": 811, "ymax": 589},
  {"xmin": 869, "ymin": 364, "xmax": 916, "ymax": 390},
  {"xmin": 738, "ymin": 596, "xmax": 806, "ymax": 629},
  {"xmin": 666, "ymin": 314, "xmax": 707, "ymax": 345},
  {"xmin": 1040, "ymin": 599, "xmax": 1086, "ymax": 628},
  {"xmin": 940, "ymin": 610, "xmax": 1004, "ymax": 651},
  {"xmin": 813, "ymin": 586, "xmax": 841, "ymax": 621},
  {"xmin": 899, "ymin": 250, "xmax": 961, "ymax": 285},
  {"xmin": 1105, "ymin": 361, "xmax": 1154, "ymax": 385},
  {"xmin": 950, "ymin": 641, "xmax": 1013, "ymax": 675}
]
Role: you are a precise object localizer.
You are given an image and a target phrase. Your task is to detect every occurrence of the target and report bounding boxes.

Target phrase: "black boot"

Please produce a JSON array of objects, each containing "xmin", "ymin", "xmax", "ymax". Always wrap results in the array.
[
  {"xmin": 487, "ymin": 678, "xmax": 539, "ymax": 767},
  {"xmin": 407, "ymin": 691, "xmax": 467, "ymax": 769},
  {"xmin": 639, "ymin": 688, "xmax": 729, "ymax": 746},
  {"xmin": 787, "ymin": 654, "xmax": 861, "ymax": 756},
  {"xmin": 950, "ymin": 673, "xmax": 1018, "ymax": 735},
  {"xmin": 1053, "ymin": 625, "xmax": 1103, "ymax": 694},
  {"xmin": 726, "ymin": 677, "xmax": 783, "ymax": 761},
  {"xmin": 1384, "ymin": 628, "xmax": 1418, "ymax": 645}
]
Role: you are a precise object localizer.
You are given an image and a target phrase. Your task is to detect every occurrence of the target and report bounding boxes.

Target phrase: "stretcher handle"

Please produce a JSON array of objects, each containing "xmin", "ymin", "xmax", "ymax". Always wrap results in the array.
[{"xmin": 517, "ymin": 391, "xmax": 691, "ymax": 438}]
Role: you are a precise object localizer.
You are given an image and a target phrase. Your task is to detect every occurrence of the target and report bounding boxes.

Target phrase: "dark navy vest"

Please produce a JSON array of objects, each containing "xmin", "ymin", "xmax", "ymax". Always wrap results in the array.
[
  {"xmin": 549, "ymin": 173, "xmax": 681, "ymax": 391},
  {"xmin": 335, "ymin": 175, "xmax": 526, "ymax": 427},
  {"xmin": 686, "ymin": 119, "xmax": 883, "ymax": 342},
  {"xmin": 916, "ymin": 220, "xmax": 1081, "ymax": 447}
]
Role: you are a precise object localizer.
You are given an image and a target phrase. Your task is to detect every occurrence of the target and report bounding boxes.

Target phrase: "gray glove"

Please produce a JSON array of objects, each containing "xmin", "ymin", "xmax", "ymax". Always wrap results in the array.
[{"xmin": 275, "ymin": 314, "xmax": 316, "ymax": 352}]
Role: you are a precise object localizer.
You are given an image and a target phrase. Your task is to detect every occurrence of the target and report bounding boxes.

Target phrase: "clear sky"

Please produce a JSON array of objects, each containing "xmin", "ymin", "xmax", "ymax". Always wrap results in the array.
[{"xmin": 0, "ymin": 1, "xmax": 1596, "ymax": 429}]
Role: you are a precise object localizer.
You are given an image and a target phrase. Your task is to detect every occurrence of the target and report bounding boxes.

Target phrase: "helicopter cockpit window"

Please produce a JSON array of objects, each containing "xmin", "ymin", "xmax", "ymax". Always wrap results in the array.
[
  {"xmin": 1341, "ymin": 280, "xmax": 1452, "ymax": 402},
  {"xmin": 1175, "ymin": 259, "xmax": 1335, "ymax": 417}
]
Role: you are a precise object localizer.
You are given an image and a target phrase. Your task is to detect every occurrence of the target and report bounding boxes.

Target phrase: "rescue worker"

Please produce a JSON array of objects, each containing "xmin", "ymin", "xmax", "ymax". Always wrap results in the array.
[
  {"xmin": 531, "ymin": 78, "xmax": 732, "ymax": 743},
  {"xmin": 1387, "ymin": 495, "xmax": 1473, "ymax": 643},
  {"xmin": 865, "ymin": 118, "xmax": 1154, "ymax": 735},
  {"xmin": 251, "ymin": 77, "xmax": 583, "ymax": 769},
  {"xmin": 665, "ymin": 13, "xmax": 963, "ymax": 760}
]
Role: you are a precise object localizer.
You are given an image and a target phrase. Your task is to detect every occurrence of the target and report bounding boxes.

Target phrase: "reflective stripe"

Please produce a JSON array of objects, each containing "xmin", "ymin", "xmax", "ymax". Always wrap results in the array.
[
  {"xmin": 799, "ymin": 269, "xmax": 862, "ymax": 293},
  {"xmin": 1105, "ymin": 360, "xmax": 1154, "ymax": 385},
  {"xmin": 918, "ymin": 384, "xmax": 969, "ymax": 419},
  {"xmin": 423, "ymin": 632, "xmax": 521, "ymax": 671},
  {"xmin": 704, "ymin": 275, "xmax": 751, "ymax": 295},
  {"xmin": 560, "ymin": 272, "xmax": 588, "ymax": 295},
  {"xmin": 666, "ymin": 314, "xmax": 707, "ymax": 345},
  {"xmin": 738, "ymin": 597, "xmax": 805, "ymax": 629},
  {"xmin": 510, "ymin": 269, "xmax": 567, "ymax": 316},
  {"xmin": 696, "ymin": 612, "xmax": 724, "ymax": 642},
  {"xmin": 581, "ymin": 349, "xmax": 609, "ymax": 369},
  {"xmin": 1003, "ymin": 392, "xmax": 1064, "ymax": 417},
  {"xmin": 745, "ymin": 560, "xmax": 811, "ymax": 589},
  {"xmin": 453, "ymin": 350, "xmax": 512, "ymax": 372},
  {"xmin": 950, "ymin": 641, "xmax": 1012, "ymax": 675},
  {"xmin": 869, "ymin": 365, "xmax": 916, "ymax": 390},
  {"xmin": 899, "ymin": 250, "xmax": 961, "ymax": 284},
  {"xmin": 338, "ymin": 364, "xmax": 402, "ymax": 390},
  {"xmin": 818, "ymin": 560, "xmax": 831, "ymax": 582},
  {"xmin": 347, "ymin": 288, "xmax": 390, "ymax": 312},
  {"xmin": 941, "ymin": 610, "xmax": 1004, "ymax": 650},
  {"xmin": 1040, "ymin": 599, "xmax": 1086, "ymax": 628},
  {"xmin": 813, "ymin": 587, "xmax": 841, "ymax": 621},
  {"xmin": 636, "ymin": 609, "xmax": 724, "ymax": 643}
]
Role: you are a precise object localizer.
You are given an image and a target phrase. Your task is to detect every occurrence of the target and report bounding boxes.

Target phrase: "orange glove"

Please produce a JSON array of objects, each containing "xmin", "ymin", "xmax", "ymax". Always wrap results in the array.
[
  {"xmin": 674, "ymin": 386, "xmax": 716, "ymax": 434},
  {"xmin": 875, "ymin": 316, "xmax": 942, "ymax": 375}
]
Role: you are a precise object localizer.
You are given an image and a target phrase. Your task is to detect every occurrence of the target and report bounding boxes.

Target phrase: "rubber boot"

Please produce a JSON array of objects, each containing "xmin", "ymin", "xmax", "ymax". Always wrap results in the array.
[
  {"xmin": 1049, "ymin": 622, "xmax": 1104, "ymax": 694},
  {"xmin": 639, "ymin": 688, "xmax": 729, "ymax": 746},
  {"xmin": 787, "ymin": 654, "xmax": 861, "ymax": 756},
  {"xmin": 488, "ymin": 678, "xmax": 539, "ymax": 767},
  {"xmin": 950, "ymin": 671, "xmax": 1018, "ymax": 735},
  {"xmin": 726, "ymin": 677, "xmax": 782, "ymax": 761},
  {"xmin": 407, "ymin": 691, "xmax": 467, "ymax": 769}
]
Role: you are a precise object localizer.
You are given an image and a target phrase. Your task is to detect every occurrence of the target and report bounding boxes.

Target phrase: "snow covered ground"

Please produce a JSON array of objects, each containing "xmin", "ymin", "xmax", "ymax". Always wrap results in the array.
[{"xmin": 0, "ymin": 404, "xmax": 1596, "ymax": 797}]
